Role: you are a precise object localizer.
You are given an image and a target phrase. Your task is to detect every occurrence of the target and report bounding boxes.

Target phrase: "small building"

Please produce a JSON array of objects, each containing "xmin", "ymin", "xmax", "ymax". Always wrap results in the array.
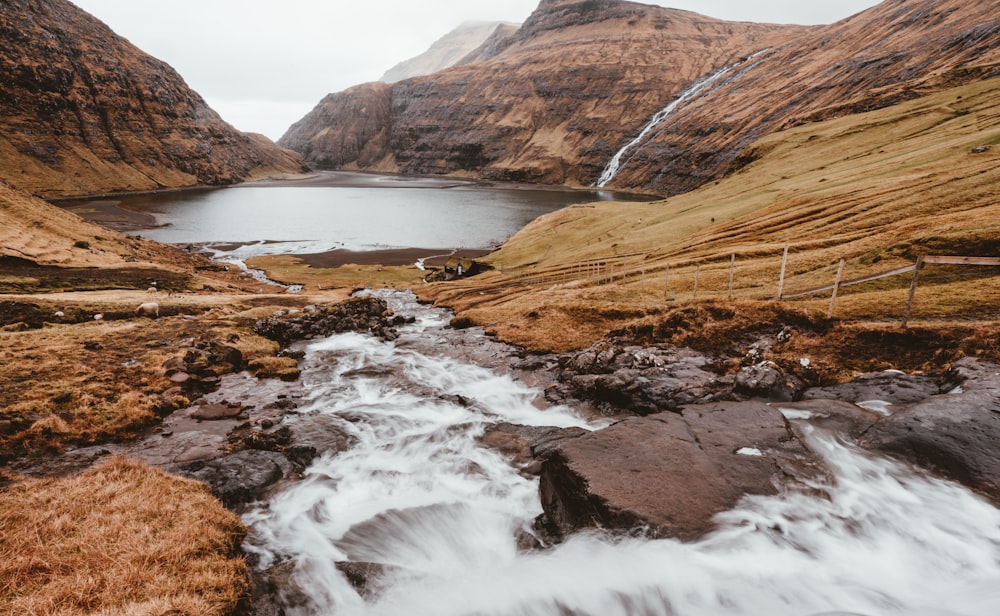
[{"xmin": 443, "ymin": 257, "xmax": 490, "ymax": 279}]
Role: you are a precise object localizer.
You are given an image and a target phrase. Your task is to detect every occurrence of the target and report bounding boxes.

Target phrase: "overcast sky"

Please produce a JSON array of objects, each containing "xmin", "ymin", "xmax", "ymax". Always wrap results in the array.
[{"xmin": 70, "ymin": 0, "xmax": 882, "ymax": 142}]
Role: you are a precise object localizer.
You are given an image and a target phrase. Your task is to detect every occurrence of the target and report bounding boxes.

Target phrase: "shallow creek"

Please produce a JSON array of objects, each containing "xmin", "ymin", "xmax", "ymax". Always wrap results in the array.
[{"xmin": 241, "ymin": 291, "xmax": 1000, "ymax": 616}]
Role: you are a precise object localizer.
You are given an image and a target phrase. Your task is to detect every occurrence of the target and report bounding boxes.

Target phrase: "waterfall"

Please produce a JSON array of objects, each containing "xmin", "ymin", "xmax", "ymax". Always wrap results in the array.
[
  {"xmin": 596, "ymin": 52, "xmax": 768, "ymax": 188},
  {"xmin": 242, "ymin": 290, "xmax": 1000, "ymax": 616}
]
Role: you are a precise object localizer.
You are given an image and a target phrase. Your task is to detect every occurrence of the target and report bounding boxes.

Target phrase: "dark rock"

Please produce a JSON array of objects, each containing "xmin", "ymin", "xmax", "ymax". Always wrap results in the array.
[
  {"xmin": 558, "ymin": 341, "xmax": 730, "ymax": 415},
  {"xmin": 734, "ymin": 362, "xmax": 805, "ymax": 401},
  {"xmin": 283, "ymin": 445, "xmax": 319, "ymax": 470},
  {"xmin": 190, "ymin": 402, "xmax": 243, "ymax": 421},
  {"xmin": 478, "ymin": 422, "xmax": 586, "ymax": 472},
  {"xmin": 254, "ymin": 296, "xmax": 399, "ymax": 347},
  {"xmin": 207, "ymin": 341, "xmax": 243, "ymax": 370},
  {"xmin": 162, "ymin": 357, "xmax": 187, "ymax": 376},
  {"xmin": 538, "ymin": 402, "xmax": 819, "ymax": 540},
  {"xmin": 802, "ymin": 370, "xmax": 941, "ymax": 405},
  {"xmin": 184, "ymin": 450, "xmax": 293, "ymax": 507},
  {"xmin": 861, "ymin": 358, "xmax": 1000, "ymax": 503},
  {"xmin": 439, "ymin": 393, "xmax": 473, "ymax": 407},
  {"xmin": 248, "ymin": 561, "xmax": 308, "ymax": 616},
  {"xmin": 775, "ymin": 399, "xmax": 883, "ymax": 439},
  {"xmin": 243, "ymin": 426, "xmax": 293, "ymax": 451},
  {"xmin": 335, "ymin": 562, "xmax": 388, "ymax": 598}
]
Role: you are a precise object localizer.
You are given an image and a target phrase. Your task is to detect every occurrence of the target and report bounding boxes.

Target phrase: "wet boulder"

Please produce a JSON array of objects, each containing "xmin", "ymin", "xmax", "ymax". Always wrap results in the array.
[
  {"xmin": 182, "ymin": 449, "xmax": 293, "ymax": 507},
  {"xmin": 861, "ymin": 358, "xmax": 1000, "ymax": 503},
  {"xmin": 479, "ymin": 422, "xmax": 588, "ymax": 474},
  {"xmin": 734, "ymin": 361, "xmax": 805, "ymax": 402},
  {"xmin": 254, "ymin": 296, "xmax": 401, "ymax": 347},
  {"xmin": 802, "ymin": 369, "xmax": 941, "ymax": 405},
  {"xmin": 558, "ymin": 341, "xmax": 731, "ymax": 415},
  {"xmin": 538, "ymin": 401, "xmax": 818, "ymax": 540}
]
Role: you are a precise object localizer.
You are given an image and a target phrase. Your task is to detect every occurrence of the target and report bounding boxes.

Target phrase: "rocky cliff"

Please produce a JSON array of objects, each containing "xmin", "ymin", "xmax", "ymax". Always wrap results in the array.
[
  {"xmin": 0, "ymin": 0, "xmax": 307, "ymax": 199},
  {"xmin": 380, "ymin": 21, "xmax": 520, "ymax": 83},
  {"xmin": 281, "ymin": 0, "xmax": 802, "ymax": 185},
  {"xmin": 282, "ymin": 0, "xmax": 1000, "ymax": 196}
]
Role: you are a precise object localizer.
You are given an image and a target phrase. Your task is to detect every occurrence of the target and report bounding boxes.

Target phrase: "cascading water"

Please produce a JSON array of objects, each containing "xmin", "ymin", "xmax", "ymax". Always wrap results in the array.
[
  {"xmin": 596, "ymin": 51, "xmax": 769, "ymax": 188},
  {"xmin": 243, "ymin": 291, "xmax": 1000, "ymax": 615}
]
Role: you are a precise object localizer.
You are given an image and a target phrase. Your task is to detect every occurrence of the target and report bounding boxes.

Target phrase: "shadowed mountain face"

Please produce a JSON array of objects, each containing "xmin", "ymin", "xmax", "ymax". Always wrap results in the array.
[
  {"xmin": 281, "ymin": 0, "xmax": 1000, "ymax": 196},
  {"xmin": 0, "ymin": 0, "xmax": 307, "ymax": 199}
]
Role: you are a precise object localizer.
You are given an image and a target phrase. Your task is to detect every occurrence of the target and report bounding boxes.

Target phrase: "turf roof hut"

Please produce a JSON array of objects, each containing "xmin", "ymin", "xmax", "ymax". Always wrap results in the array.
[{"xmin": 444, "ymin": 256, "xmax": 489, "ymax": 279}]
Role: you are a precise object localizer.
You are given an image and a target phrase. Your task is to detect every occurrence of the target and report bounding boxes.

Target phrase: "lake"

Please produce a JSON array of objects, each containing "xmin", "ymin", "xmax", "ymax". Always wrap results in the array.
[{"xmin": 65, "ymin": 172, "xmax": 651, "ymax": 262}]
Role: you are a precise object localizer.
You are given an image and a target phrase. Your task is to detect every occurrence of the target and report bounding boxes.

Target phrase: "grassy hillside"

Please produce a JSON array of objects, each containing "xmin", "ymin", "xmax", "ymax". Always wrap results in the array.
[{"xmin": 421, "ymin": 75, "xmax": 1000, "ymax": 352}]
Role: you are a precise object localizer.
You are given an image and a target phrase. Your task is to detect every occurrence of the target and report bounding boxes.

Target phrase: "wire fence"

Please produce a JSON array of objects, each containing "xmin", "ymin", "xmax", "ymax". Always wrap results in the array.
[{"xmin": 497, "ymin": 248, "xmax": 1000, "ymax": 325}]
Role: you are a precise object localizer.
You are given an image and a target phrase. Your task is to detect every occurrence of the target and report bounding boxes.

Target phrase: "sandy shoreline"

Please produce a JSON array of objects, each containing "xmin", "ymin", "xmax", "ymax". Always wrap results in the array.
[{"xmin": 295, "ymin": 247, "xmax": 492, "ymax": 268}]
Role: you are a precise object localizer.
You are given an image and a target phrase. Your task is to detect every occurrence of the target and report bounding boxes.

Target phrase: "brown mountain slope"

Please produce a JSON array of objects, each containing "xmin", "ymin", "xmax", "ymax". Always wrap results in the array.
[
  {"xmin": 281, "ymin": 0, "xmax": 999, "ymax": 196},
  {"xmin": 420, "ymin": 75, "xmax": 1000, "ymax": 352},
  {"xmin": 0, "ymin": 0, "xmax": 306, "ymax": 199},
  {"xmin": 607, "ymin": 0, "xmax": 1000, "ymax": 194},
  {"xmin": 280, "ymin": 0, "xmax": 804, "ymax": 182}
]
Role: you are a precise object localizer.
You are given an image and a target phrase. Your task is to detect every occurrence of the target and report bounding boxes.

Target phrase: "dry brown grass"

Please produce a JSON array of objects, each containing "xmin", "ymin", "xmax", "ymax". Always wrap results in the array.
[
  {"xmin": 0, "ymin": 456, "xmax": 247, "ymax": 615},
  {"xmin": 246, "ymin": 253, "xmax": 426, "ymax": 291},
  {"xmin": 0, "ymin": 291, "xmax": 337, "ymax": 462},
  {"xmin": 419, "ymin": 77, "xmax": 1000, "ymax": 355}
]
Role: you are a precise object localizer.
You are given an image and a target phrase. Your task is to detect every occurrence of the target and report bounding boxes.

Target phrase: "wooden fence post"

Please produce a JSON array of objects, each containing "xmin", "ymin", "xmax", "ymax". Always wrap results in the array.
[
  {"xmin": 728, "ymin": 254, "xmax": 736, "ymax": 300},
  {"xmin": 902, "ymin": 255, "xmax": 925, "ymax": 328},
  {"xmin": 827, "ymin": 259, "xmax": 846, "ymax": 318},
  {"xmin": 693, "ymin": 266, "xmax": 701, "ymax": 298},
  {"xmin": 663, "ymin": 264, "xmax": 670, "ymax": 301},
  {"xmin": 777, "ymin": 244, "xmax": 789, "ymax": 300}
]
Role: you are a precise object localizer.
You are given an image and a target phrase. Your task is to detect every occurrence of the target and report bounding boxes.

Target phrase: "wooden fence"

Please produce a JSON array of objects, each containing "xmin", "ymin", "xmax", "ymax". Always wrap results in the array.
[{"xmin": 499, "ymin": 249, "xmax": 1000, "ymax": 325}]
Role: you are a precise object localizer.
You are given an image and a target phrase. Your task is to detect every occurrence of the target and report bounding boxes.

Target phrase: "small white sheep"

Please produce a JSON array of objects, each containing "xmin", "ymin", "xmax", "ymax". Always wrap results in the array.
[{"xmin": 134, "ymin": 302, "xmax": 159, "ymax": 318}]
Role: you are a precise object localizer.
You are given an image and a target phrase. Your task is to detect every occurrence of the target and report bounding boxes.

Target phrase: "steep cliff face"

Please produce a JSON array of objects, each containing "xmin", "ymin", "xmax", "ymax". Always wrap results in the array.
[
  {"xmin": 282, "ymin": 0, "xmax": 1000, "ymax": 196},
  {"xmin": 280, "ymin": 0, "xmax": 803, "ymax": 186},
  {"xmin": 0, "ymin": 0, "xmax": 307, "ymax": 199}
]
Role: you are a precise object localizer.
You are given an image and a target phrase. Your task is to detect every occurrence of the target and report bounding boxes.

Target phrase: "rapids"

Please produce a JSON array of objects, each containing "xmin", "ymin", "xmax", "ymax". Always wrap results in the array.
[{"xmin": 242, "ymin": 291, "xmax": 1000, "ymax": 616}]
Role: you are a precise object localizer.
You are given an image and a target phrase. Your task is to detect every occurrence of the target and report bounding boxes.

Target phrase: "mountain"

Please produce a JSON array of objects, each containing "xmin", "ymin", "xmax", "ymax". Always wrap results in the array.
[
  {"xmin": 0, "ymin": 0, "xmax": 307, "ymax": 200},
  {"xmin": 281, "ymin": 0, "xmax": 1000, "ymax": 196},
  {"xmin": 380, "ymin": 21, "xmax": 520, "ymax": 83},
  {"xmin": 280, "ymin": 0, "xmax": 802, "ymax": 181}
]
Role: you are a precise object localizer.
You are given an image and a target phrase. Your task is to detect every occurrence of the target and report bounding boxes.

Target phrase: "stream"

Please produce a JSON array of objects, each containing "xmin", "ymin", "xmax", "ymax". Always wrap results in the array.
[{"xmin": 241, "ymin": 291, "xmax": 1000, "ymax": 616}]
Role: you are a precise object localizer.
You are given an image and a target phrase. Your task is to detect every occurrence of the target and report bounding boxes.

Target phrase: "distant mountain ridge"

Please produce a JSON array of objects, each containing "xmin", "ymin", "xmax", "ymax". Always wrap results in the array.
[
  {"xmin": 281, "ymin": 0, "xmax": 1000, "ymax": 196},
  {"xmin": 0, "ymin": 0, "xmax": 306, "ymax": 199},
  {"xmin": 380, "ymin": 21, "xmax": 520, "ymax": 83},
  {"xmin": 280, "ymin": 0, "xmax": 801, "ymax": 186}
]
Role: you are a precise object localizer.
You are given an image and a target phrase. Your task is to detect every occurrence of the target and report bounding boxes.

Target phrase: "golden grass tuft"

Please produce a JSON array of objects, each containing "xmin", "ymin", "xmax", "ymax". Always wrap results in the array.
[{"xmin": 0, "ymin": 457, "xmax": 248, "ymax": 615}]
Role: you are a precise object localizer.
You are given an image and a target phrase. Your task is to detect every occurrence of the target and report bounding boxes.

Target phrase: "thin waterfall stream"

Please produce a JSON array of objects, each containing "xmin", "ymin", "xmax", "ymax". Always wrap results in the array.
[
  {"xmin": 597, "ymin": 51, "xmax": 769, "ymax": 188},
  {"xmin": 241, "ymin": 290, "xmax": 1000, "ymax": 616}
]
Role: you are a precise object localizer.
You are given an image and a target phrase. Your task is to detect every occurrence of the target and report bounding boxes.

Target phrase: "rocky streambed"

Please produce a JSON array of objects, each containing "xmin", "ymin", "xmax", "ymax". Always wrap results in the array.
[{"xmin": 76, "ymin": 290, "xmax": 1000, "ymax": 614}]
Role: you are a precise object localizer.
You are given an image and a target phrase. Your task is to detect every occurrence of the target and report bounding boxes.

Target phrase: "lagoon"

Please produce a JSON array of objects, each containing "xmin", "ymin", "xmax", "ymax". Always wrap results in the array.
[{"xmin": 66, "ymin": 172, "xmax": 649, "ymax": 262}]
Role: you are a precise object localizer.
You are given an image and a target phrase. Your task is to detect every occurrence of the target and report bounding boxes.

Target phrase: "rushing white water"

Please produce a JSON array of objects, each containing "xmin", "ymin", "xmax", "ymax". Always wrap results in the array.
[
  {"xmin": 596, "ymin": 51, "xmax": 768, "ymax": 188},
  {"xmin": 243, "ymin": 291, "xmax": 1000, "ymax": 615}
]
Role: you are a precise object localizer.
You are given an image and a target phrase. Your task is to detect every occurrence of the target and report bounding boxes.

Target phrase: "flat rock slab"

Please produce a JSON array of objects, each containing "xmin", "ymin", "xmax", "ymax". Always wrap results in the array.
[
  {"xmin": 802, "ymin": 370, "xmax": 942, "ymax": 405},
  {"xmin": 861, "ymin": 358, "xmax": 1000, "ymax": 503},
  {"xmin": 539, "ymin": 401, "xmax": 817, "ymax": 540},
  {"xmin": 190, "ymin": 402, "xmax": 243, "ymax": 420}
]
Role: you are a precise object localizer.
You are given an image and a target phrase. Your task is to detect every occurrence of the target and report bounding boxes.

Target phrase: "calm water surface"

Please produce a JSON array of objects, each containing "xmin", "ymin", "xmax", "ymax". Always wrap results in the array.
[{"xmin": 75, "ymin": 172, "xmax": 647, "ymax": 258}]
